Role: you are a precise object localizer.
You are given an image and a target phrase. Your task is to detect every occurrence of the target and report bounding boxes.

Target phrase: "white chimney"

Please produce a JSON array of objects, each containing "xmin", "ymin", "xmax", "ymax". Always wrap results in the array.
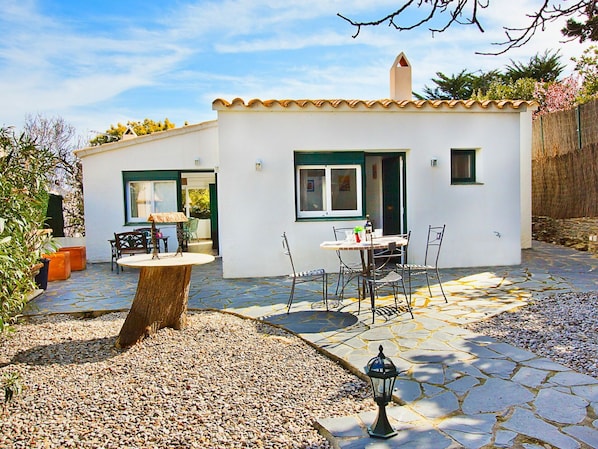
[{"xmin": 390, "ymin": 52, "xmax": 412, "ymax": 101}]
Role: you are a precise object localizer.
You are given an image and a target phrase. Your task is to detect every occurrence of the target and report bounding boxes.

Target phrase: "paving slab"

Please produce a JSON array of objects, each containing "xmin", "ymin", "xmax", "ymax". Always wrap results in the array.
[{"xmin": 22, "ymin": 241, "xmax": 598, "ymax": 449}]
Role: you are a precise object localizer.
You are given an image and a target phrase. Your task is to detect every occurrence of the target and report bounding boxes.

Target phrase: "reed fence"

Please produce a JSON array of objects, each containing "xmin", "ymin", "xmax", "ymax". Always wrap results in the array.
[{"xmin": 532, "ymin": 99, "xmax": 598, "ymax": 218}]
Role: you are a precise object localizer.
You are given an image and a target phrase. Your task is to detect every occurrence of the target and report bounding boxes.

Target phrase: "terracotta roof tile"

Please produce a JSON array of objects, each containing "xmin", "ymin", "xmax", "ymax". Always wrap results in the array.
[{"xmin": 212, "ymin": 98, "xmax": 537, "ymax": 111}]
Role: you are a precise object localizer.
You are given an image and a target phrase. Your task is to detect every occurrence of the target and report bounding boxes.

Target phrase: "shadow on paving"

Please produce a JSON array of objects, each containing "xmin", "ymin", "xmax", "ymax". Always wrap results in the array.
[{"xmin": 263, "ymin": 310, "xmax": 359, "ymax": 333}]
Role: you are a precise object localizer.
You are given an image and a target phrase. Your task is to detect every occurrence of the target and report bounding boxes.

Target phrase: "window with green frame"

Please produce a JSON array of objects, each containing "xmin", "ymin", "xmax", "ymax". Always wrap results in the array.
[
  {"xmin": 123, "ymin": 171, "xmax": 180, "ymax": 223},
  {"xmin": 295, "ymin": 152, "xmax": 364, "ymax": 219},
  {"xmin": 451, "ymin": 149, "xmax": 477, "ymax": 184}
]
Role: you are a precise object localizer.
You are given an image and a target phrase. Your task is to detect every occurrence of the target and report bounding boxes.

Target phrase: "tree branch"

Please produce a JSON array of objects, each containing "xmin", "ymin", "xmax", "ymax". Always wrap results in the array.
[{"xmin": 338, "ymin": 1, "xmax": 596, "ymax": 55}]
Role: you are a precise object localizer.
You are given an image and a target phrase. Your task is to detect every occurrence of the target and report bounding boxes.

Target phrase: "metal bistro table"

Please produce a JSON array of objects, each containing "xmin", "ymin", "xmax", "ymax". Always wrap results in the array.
[
  {"xmin": 320, "ymin": 235, "xmax": 408, "ymax": 274},
  {"xmin": 115, "ymin": 252, "xmax": 215, "ymax": 348},
  {"xmin": 320, "ymin": 235, "xmax": 408, "ymax": 310}
]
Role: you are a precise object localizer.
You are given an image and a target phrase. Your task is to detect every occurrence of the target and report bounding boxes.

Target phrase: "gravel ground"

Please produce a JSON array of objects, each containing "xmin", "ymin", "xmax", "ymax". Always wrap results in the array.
[
  {"xmin": 464, "ymin": 291, "xmax": 598, "ymax": 378},
  {"xmin": 0, "ymin": 312, "xmax": 372, "ymax": 449},
  {"xmin": 2, "ymin": 291, "xmax": 597, "ymax": 448}
]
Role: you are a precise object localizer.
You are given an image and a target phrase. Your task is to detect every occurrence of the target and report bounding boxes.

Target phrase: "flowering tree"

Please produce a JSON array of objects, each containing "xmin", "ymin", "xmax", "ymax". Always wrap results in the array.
[{"xmin": 534, "ymin": 76, "xmax": 581, "ymax": 116}]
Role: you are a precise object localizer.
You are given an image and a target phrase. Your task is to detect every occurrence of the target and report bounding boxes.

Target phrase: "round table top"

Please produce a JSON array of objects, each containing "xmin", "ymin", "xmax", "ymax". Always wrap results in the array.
[
  {"xmin": 117, "ymin": 252, "xmax": 215, "ymax": 268},
  {"xmin": 320, "ymin": 235, "xmax": 407, "ymax": 251}
]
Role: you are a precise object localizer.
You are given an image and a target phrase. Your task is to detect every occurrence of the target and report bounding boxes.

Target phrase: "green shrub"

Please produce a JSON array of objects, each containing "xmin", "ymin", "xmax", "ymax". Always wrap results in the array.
[{"xmin": 0, "ymin": 127, "xmax": 55, "ymax": 332}]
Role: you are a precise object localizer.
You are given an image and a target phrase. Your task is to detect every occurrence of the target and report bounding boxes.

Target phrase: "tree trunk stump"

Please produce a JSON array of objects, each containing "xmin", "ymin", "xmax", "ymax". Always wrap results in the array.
[{"xmin": 116, "ymin": 265, "xmax": 192, "ymax": 348}]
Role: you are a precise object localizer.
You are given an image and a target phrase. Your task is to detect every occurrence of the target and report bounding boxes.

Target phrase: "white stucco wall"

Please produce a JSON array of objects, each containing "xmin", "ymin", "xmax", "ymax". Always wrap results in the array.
[
  {"xmin": 215, "ymin": 104, "xmax": 533, "ymax": 278},
  {"xmin": 77, "ymin": 121, "xmax": 218, "ymax": 262},
  {"xmin": 520, "ymin": 110, "xmax": 534, "ymax": 249}
]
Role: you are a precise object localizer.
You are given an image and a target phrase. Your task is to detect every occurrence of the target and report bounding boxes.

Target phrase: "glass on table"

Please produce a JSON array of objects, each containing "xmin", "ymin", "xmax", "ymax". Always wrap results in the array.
[{"xmin": 344, "ymin": 230, "xmax": 354, "ymax": 242}]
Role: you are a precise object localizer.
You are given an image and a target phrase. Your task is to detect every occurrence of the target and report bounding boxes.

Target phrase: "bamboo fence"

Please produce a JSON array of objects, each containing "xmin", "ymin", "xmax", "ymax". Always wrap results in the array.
[{"xmin": 532, "ymin": 99, "xmax": 598, "ymax": 218}]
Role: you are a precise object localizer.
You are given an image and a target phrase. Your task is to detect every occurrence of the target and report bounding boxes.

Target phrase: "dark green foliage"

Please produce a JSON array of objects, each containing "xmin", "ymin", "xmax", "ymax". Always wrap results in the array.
[
  {"xmin": 504, "ymin": 50, "xmax": 565, "ymax": 82},
  {"xmin": 420, "ymin": 70, "xmax": 476, "ymax": 100},
  {"xmin": 562, "ymin": 4, "xmax": 598, "ymax": 43},
  {"xmin": 0, "ymin": 127, "xmax": 55, "ymax": 332}
]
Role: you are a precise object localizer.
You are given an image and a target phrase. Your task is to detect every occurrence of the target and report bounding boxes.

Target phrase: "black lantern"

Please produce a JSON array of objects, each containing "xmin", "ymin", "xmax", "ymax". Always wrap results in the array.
[{"xmin": 365, "ymin": 345, "xmax": 398, "ymax": 439}]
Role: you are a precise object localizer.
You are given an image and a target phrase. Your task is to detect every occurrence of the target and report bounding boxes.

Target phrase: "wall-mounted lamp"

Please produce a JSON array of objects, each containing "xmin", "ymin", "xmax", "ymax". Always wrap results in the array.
[
  {"xmin": 255, "ymin": 159, "xmax": 263, "ymax": 171},
  {"xmin": 194, "ymin": 158, "xmax": 201, "ymax": 167},
  {"xmin": 430, "ymin": 158, "xmax": 438, "ymax": 167}
]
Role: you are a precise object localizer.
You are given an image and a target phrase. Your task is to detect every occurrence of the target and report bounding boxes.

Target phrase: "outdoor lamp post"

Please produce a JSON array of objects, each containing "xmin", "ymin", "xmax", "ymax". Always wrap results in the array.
[{"xmin": 365, "ymin": 345, "xmax": 398, "ymax": 439}]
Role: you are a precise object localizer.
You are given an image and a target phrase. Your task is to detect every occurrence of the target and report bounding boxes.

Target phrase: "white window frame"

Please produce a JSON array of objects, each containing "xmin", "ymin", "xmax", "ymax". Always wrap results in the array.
[
  {"xmin": 126, "ymin": 179, "xmax": 178, "ymax": 223},
  {"xmin": 296, "ymin": 164, "xmax": 363, "ymax": 218}
]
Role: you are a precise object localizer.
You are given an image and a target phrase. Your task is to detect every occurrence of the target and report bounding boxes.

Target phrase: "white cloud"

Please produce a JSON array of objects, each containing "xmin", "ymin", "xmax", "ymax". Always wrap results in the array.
[{"xmin": 0, "ymin": 0, "xmax": 593, "ymax": 135}]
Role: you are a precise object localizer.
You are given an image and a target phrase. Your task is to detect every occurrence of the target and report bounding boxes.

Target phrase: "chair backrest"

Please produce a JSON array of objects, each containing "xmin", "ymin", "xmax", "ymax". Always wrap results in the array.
[
  {"xmin": 332, "ymin": 226, "xmax": 354, "ymax": 242},
  {"xmin": 371, "ymin": 234, "xmax": 407, "ymax": 272},
  {"xmin": 188, "ymin": 217, "xmax": 199, "ymax": 233},
  {"xmin": 332, "ymin": 226, "xmax": 353, "ymax": 261},
  {"xmin": 134, "ymin": 227, "xmax": 159, "ymax": 242},
  {"xmin": 281, "ymin": 232, "xmax": 297, "ymax": 275},
  {"xmin": 424, "ymin": 225, "xmax": 446, "ymax": 266},
  {"xmin": 114, "ymin": 232, "xmax": 148, "ymax": 255}
]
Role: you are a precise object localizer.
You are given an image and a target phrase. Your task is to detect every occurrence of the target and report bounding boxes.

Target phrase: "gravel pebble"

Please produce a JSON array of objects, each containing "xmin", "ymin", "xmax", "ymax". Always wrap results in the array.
[
  {"xmin": 464, "ymin": 291, "xmax": 598, "ymax": 378},
  {"xmin": 0, "ymin": 312, "xmax": 372, "ymax": 449},
  {"xmin": 3, "ymin": 291, "xmax": 597, "ymax": 448}
]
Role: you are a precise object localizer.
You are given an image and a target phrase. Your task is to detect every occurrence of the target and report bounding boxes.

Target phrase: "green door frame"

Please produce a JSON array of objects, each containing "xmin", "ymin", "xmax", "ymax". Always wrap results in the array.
[
  {"xmin": 209, "ymin": 181, "xmax": 219, "ymax": 250},
  {"xmin": 380, "ymin": 153, "xmax": 407, "ymax": 235}
]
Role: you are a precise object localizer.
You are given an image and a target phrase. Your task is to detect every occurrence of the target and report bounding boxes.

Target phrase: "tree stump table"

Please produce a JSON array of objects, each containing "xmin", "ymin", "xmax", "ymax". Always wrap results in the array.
[{"xmin": 115, "ymin": 252, "xmax": 215, "ymax": 348}]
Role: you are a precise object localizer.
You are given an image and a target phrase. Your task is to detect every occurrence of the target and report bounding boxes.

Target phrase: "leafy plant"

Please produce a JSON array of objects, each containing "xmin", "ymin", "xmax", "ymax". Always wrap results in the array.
[
  {"xmin": 572, "ymin": 45, "xmax": 598, "ymax": 103},
  {"xmin": 2, "ymin": 371, "xmax": 23, "ymax": 406},
  {"xmin": 0, "ymin": 127, "xmax": 55, "ymax": 333}
]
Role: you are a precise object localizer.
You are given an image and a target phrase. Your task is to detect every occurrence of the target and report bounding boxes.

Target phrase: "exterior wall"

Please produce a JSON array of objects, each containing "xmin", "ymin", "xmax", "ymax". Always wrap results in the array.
[
  {"xmin": 216, "ymin": 107, "xmax": 530, "ymax": 278},
  {"xmin": 77, "ymin": 122, "xmax": 218, "ymax": 262},
  {"xmin": 520, "ymin": 110, "xmax": 534, "ymax": 248}
]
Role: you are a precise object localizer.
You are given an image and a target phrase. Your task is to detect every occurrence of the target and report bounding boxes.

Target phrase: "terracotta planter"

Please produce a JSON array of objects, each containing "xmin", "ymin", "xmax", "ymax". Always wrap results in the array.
[
  {"xmin": 44, "ymin": 252, "xmax": 71, "ymax": 281},
  {"xmin": 58, "ymin": 246, "xmax": 86, "ymax": 271}
]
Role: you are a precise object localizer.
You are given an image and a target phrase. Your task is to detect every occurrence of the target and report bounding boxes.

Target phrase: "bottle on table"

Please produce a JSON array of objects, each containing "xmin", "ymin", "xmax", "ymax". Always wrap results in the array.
[{"xmin": 365, "ymin": 215, "xmax": 373, "ymax": 241}]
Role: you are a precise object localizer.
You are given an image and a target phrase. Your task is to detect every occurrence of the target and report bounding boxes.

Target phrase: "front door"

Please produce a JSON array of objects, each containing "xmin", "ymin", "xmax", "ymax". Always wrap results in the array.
[{"xmin": 382, "ymin": 155, "xmax": 406, "ymax": 234}]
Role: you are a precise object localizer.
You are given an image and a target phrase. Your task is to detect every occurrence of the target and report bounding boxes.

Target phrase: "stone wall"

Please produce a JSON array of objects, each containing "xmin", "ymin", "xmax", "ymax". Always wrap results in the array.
[{"xmin": 533, "ymin": 216, "xmax": 598, "ymax": 254}]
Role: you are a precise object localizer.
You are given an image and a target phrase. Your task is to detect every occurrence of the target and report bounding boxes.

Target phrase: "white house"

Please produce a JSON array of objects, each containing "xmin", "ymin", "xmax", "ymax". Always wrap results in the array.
[{"xmin": 76, "ymin": 53, "xmax": 536, "ymax": 278}]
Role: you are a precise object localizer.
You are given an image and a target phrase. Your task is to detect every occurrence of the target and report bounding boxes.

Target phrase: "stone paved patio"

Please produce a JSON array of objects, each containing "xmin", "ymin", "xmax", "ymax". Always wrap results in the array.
[{"xmin": 24, "ymin": 241, "xmax": 598, "ymax": 448}]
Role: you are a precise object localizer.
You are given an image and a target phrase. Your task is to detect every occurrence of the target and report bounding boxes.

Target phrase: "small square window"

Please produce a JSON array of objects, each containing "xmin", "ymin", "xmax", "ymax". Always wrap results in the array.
[{"xmin": 451, "ymin": 150, "xmax": 476, "ymax": 184}]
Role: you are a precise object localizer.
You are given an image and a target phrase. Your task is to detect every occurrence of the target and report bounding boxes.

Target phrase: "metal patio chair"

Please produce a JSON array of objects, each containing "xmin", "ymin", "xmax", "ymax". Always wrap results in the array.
[
  {"xmin": 362, "ymin": 233, "xmax": 413, "ymax": 323},
  {"xmin": 282, "ymin": 232, "xmax": 328, "ymax": 314},
  {"xmin": 398, "ymin": 224, "xmax": 448, "ymax": 303},
  {"xmin": 332, "ymin": 226, "xmax": 363, "ymax": 300}
]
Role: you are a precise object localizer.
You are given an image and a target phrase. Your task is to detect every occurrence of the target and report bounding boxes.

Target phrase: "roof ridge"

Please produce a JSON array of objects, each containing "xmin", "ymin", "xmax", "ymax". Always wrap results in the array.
[{"xmin": 212, "ymin": 98, "xmax": 538, "ymax": 110}]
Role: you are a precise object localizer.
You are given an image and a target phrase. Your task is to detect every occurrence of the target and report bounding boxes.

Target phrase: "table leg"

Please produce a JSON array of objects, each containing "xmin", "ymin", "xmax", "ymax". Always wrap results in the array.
[{"xmin": 116, "ymin": 264, "xmax": 192, "ymax": 348}]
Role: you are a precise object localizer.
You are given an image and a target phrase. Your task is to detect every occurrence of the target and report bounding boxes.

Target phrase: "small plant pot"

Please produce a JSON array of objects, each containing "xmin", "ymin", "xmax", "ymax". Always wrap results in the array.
[
  {"xmin": 34, "ymin": 258, "xmax": 51, "ymax": 290},
  {"xmin": 44, "ymin": 252, "xmax": 71, "ymax": 281},
  {"xmin": 58, "ymin": 246, "xmax": 86, "ymax": 271}
]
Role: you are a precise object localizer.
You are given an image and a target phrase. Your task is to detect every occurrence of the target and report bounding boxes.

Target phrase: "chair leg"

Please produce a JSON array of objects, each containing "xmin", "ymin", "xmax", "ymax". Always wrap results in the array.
[
  {"xmin": 369, "ymin": 281, "xmax": 376, "ymax": 324},
  {"xmin": 436, "ymin": 268, "xmax": 448, "ymax": 303},
  {"xmin": 323, "ymin": 274, "xmax": 329, "ymax": 311},
  {"xmin": 335, "ymin": 268, "xmax": 343, "ymax": 296},
  {"xmin": 286, "ymin": 278, "xmax": 296, "ymax": 314},
  {"xmin": 407, "ymin": 267, "xmax": 413, "ymax": 307},
  {"xmin": 401, "ymin": 279, "xmax": 414, "ymax": 319},
  {"xmin": 425, "ymin": 270, "xmax": 433, "ymax": 297}
]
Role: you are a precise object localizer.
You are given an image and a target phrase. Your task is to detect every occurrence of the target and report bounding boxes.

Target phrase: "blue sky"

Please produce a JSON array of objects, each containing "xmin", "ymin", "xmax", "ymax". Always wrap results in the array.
[{"xmin": 0, "ymin": 0, "xmax": 591, "ymax": 141}]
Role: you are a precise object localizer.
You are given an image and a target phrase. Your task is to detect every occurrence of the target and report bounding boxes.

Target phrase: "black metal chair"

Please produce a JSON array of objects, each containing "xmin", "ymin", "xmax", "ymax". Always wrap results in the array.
[
  {"xmin": 113, "ymin": 232, "xmax": 148, "ymax": 273},
  {"xmin": 362, "ymin": 234, "xmax": 413, "ymax": 323},
  {"xmin": 332, "ymin": 226, "xmax": 363, "ymax": 300},
  {"xmin": 282, "ymin": 232, "xmax": 328, "ymax": 314},
  {"xmin": 398, "ymin": 225, "xmax": 448, "ymax": 303}
]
